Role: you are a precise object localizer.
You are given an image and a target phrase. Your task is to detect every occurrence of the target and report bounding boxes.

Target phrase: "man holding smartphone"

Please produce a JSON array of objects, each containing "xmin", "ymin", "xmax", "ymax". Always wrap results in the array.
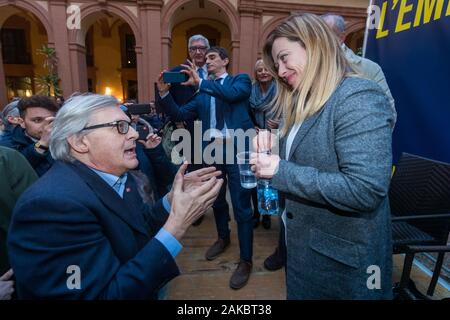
[
  {"xmin": 168, "ymin": 34, "xmax": 209, "ymax": 103},
  {"xmin": 157, "ymin": 47, "xmax": 255, "ymax": 290},
  {"xmin": 163, "ymin": 34, "xmax": 211, "ymax": 226}
]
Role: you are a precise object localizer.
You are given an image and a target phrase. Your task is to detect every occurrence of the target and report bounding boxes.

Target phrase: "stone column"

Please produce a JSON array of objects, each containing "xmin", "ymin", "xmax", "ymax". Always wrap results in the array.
[
  {"xmin": 48, "ymin": 0, "xmax": 73, "ymax": 98},
  {"xmin": 230, "ymin": 40, "xmax": 240, "ymax": 74},
  {"xmin": 237, "ymin": 2, "xmax": 262, "ymax": 75},
  {"xmin": 137, "ymin": 0, "xmax": 163, "ymax": 103},
  {"xmin": 68, "ymin": 43, "xmax": 88, "ymax": 93},
  {"xmin": 161, "ymin": 36, "xmax": 172, "ymax": 70}
]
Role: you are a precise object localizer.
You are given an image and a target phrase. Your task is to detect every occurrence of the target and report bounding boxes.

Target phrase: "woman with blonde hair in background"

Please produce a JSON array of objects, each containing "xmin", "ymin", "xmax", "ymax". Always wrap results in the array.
[
  {"xmin": 251, "ymin": 13, "xmax": 394, "ymax": 299},
  {"xmin": 249, "ymin": 59, "xmax": 279, "ymax": 231},
  {"xmin": 249, "ymin": 59, "xmax": 287, "ymax": 271}
]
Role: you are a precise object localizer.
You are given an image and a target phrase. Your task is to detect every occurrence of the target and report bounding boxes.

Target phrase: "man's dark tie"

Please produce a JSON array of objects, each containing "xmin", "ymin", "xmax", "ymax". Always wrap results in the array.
[
  {"xmin": 215, "ymin": 78, "xmax": 225, "ymax": 131},
  {"xmin": 198, "ymin": 68, "xmax": 204, "ymax": 80}
]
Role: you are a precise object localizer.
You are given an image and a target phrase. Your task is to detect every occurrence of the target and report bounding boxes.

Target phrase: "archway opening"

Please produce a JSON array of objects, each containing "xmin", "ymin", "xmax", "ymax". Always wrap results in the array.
[
  {"xmin": 345, "ymin": 28, "xmax": 365, "ymax": 55},
  {"xmin": 169, "ymin": 0, "xmax": 233, "ymax": 71},
  {"xmin": 1, "ymin": 7, "xmax": 48, "ymax": 101},
  {"xmin": 79, "ymin": 12, "xmax": 138, "ymax": 102}
]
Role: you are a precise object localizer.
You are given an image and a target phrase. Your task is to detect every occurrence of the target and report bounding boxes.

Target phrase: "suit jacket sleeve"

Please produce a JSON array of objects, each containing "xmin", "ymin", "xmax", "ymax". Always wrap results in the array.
[
  {"xmin": 199, "ymin": 74, "xmax": 252, "ymax": 103},
  {"xmin": 140, "ymin": 196, "xmax": 173, "ymax": 235},
  {"xmin": 160, "ymin": 92, "xmax": 199, "ymax": 123},
  {"xmin": 272, "ymin": 85, "xmax": 393, "ymax": 213},
  {"xmin": 8, "ymin": 195, "xmax": 179, "ymax": 299},
  {"xmin": 144, "ymin": 144, "xmax": 177, "ymax": 193},
  {"xmin": 364, "ymin": 61, "xmax": 397, "ymax": 126},
  {"xmin": 18, "ymin": 144, "xmax": 50, "ymax": 172},
  {"xmin": 0, "ymin": 148, "xmax": 37, "ymax": 233}
]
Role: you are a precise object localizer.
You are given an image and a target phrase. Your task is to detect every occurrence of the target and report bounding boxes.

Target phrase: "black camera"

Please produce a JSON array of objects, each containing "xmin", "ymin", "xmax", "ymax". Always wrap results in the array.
[{"xmin": 126, "ymin": 104, "xmax": 152, "ymax": 115}]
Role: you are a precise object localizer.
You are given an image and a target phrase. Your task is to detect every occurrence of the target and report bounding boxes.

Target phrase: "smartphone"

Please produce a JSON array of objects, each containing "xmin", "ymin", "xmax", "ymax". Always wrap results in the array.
[
  {"xmin": 127, "ymin": 104, "xmax": 151, "ymax": 115},
  {"xmin": 163, "ymin": 72, "xmax": 188, "ymax": 84},
  {"xmin": 136, "ymin": 125, "xmax": 150, "ymax": 140}
]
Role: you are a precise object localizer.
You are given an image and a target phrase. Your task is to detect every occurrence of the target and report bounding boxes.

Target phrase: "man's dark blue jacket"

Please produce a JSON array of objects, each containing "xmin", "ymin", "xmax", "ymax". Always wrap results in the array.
[
  {"xmin": 7, "ymin": 160, "xmax": 179, "ymax": 299},
  {"xmin": 0, "ymin": 126, "xmax": 54, "ymax": 176},
  {"xmin": 160, "ymin": 73, "xmax": 254, "ymax": 147}
]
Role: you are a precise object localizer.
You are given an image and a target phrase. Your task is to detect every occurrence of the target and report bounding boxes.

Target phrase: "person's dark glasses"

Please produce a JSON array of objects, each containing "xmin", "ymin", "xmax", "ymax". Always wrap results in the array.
[
  {"xmin": 82, "ymin": 120, "xmax": 136, "ymax": 134},
  {"xmin": 189, "ymin": 46, "xmax": 207, "ymax": 52}
]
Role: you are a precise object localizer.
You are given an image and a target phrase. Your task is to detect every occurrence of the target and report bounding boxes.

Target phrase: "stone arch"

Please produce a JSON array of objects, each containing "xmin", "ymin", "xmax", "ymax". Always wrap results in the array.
[
  {"xmin": 345, "ymin": 20, "xmax": 366, "ymax": 38},
  {"xmin": 64, "ymin": 3, "xmax": 142, "ymax": 99},
  {"xmin": 0, "ymin": 0, "xmax": 54, "ymax": 44},
  {"xmin": 344, "ymin": 20, "xmax": 366, "ymax": 52},
  {"xmin": 161, "ymin": 0, "xmax": 239, "ymax": 40},
  {"xmin": 68, "ymin": 2, "xmax": 141, "ymax": 47}
]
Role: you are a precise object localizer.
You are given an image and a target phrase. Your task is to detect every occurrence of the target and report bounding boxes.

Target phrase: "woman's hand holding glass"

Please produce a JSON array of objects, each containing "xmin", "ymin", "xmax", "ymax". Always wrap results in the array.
[
  {"xmin": 250, "ymin": 129, "xmax": 281, "ymax": 179},
  {"xmin": 250, "ymin": 152, "xmax": 280, "ymax": 179}
]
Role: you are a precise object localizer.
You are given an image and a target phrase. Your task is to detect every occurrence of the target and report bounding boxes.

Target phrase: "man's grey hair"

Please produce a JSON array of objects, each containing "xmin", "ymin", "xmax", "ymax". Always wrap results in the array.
[
  {"xmin": 188, "ymin": 34, "xmax": 210, "ymax": 49},
  {"xmin": 1, "ymin": 100, "xmax": 20, "ymax": 128},
  {"xmin": 50, "ymin": 93, "xmax": 119, "ymax": 162},
  {"xmin": 321, "ymin": 14, "xmax": 346, "ymax": 35}
]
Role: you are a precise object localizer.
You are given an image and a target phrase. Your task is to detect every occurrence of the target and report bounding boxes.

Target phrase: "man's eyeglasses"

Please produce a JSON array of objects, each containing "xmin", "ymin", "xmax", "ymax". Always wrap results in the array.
[
  {"xmin": 189, "ymin": 46, "xmax": 207, "ymax": 53},
  {"xmin": 82, "ymin": 120, "xmax": 136, "ymax": 135}
]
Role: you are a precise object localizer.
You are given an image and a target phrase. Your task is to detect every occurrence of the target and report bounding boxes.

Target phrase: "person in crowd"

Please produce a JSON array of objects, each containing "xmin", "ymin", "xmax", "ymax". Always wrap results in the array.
[
  {"xmin": 0, "ymin": 100, "xmax": 21, "ymax": 133},
  {"xmin": 0, "ymin": 146, "xmax": 38, "ymax": 275},
  {"xmin": 249, "ymin": 58, "xmax": 286, "ymax": 270},
  {"xmin": 7, "ymin": 94, "xmax": 223, "ymax": 299},
  {"xmin": 55, "ymin": 96, "xmax": 65, "ymax": 108},
  {"xmin": 169, "ymin": 34, "xmax": 209, "ymax": 105},
  {"xmin": 250, "ymin": 59, "xmax": 280, "ymax": 131},
  {"xmin": 251, "ymin": 14, "xmax": 393, "ymax": 299},
  {"xmin": 157, "ymin": 47, "xmax": 255, "ymax": 290},
  {"xmin": 120, "ymin": 103, "xmax": 178, "ymax": 200},
  {"xmin": 146, "ymin": 102, "xmax": 164, "ymax": 131},
  {"xmin": 163, "ymin": 34, "xmax": 211, "ymax": 226},
  {"xmin": 249, "ymin": 59, "xmax": 279, "ymax": 230},
  {"xmin": 0, "ymin": 95, "xmax": 58, "ymax": 176},
  {"xmin": 322, "ymin": 13, "xmax": 396, "ymax": 129}
]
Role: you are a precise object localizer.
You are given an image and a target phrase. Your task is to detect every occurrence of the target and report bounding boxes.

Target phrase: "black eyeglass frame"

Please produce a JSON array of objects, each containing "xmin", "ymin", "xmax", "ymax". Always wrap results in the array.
[
  {"xmin": 189, "ymin": 46, "xmax": 208, "ymax": 52},
  {"xmin": 82, "ymin": 120, "xmax": 136, "ymax": 135}
]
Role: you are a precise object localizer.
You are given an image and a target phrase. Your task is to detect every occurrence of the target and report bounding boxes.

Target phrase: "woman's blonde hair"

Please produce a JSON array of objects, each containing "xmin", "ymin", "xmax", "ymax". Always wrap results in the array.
[
  {"xmin": 262, "ymin": 13, "xmax": 350, "ymax": 136},
  {"xmin": 253, "ymin": 59, "xmax": 265, "ymax": 82}
]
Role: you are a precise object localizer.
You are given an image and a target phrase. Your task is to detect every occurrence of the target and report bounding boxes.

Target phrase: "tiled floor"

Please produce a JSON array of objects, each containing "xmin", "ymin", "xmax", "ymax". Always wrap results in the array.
[{"xmin": 166, "ymin": 208, "xmax": 449, "ymax": 300}]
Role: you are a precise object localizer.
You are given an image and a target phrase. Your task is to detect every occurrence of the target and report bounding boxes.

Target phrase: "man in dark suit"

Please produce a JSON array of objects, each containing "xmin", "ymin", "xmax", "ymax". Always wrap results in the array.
[
  {"xmin": 167, "ymin": 34, "xmax": 210, "ymax": 226},
  {"xmin": 7, "ymin": 94, "xmax": 223, "ymax": 299},
  {"xmin": 169, "ymin": 34, "xmax": 209, "ymax": 106},
  {"xmin": 157, "ymin": 47, "xmax": 255, "ymax": 289},
  {"xmin": 0, "ymin": 95, "xmax": 58, "ymax": 176}
]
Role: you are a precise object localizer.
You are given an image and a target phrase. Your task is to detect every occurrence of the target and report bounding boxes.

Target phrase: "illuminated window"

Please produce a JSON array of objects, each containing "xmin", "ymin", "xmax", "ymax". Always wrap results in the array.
[{"xmin": 6, "ymin": 76, "xmax": 33, "ymax": 100}]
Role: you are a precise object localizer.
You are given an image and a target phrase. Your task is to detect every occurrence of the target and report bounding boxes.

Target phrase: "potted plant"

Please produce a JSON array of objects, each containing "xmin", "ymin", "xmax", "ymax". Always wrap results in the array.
[{"xmin": 34, "ymin": 45, "xmax": 62, "ymax": 97}]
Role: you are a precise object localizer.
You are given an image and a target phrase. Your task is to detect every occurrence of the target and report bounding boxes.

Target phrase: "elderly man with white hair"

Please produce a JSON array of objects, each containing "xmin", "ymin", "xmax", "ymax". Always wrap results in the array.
[
  {"xmin": 7, "ymin": 93, "xmax": 223, "ymax": 299},
  {"xmin": 0, "ymin": 100, "xmax": 21, "ymax": 134},
  {"xmin": 322, "ymin": 13, "xmax": 397, "ymax": 129}
]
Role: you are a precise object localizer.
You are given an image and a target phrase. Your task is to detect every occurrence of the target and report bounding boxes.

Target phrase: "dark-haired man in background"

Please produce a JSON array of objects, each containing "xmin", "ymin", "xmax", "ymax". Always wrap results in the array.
[{"xmin": 0, "ymin": 95, "xmax": 58, "ymax": 176}]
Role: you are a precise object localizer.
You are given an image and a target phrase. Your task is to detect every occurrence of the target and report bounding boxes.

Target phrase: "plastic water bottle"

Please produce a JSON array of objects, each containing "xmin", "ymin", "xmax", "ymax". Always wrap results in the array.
[{"xmin": 257, "ymin": 179, "xmax": 279, "ymax": 215}]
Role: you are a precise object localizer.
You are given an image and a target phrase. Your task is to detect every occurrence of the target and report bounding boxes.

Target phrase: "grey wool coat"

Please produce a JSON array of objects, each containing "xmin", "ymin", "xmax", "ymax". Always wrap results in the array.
[{"xmin": 272, "ymin": 77, "xmax": 394, "ymax": 300}]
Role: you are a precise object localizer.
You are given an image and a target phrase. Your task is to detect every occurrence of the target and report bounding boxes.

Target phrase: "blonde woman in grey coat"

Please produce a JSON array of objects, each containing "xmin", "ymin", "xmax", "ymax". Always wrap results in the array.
[{"xmin": 250, "ymin": 14, "xmax": 394, "ymax": 299}]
